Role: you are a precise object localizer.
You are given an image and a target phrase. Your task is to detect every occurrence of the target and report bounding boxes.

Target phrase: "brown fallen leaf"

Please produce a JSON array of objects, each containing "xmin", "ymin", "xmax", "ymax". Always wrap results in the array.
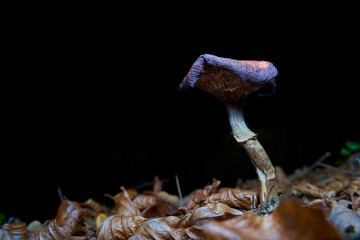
[
  {"xmin": 351, "ymin": 193, "xmax": 360, "ymax": 213},
  {"xmin": 346, "ymin": 177, "xmax": 360, "ymax": 195},
  {"xmin": 329, "ymin": 203, "xmax": 360, "ymax": 234},
  {"xmin": 185, "ymin": 179, "xmax": 221, "ymax": 211},
  {"xmin": 178, "ymin": 203, "xmax": 243, "ymax": 228},
  {"xmin": 80, "ymin": 198, "xmax": 107, "ymax": 215},
  {"xmin": 204, "ymin": 188, "xmax": 257, "ymax": 210},
  {"xmin": 305, "ymin": 198, "xmax": 337, "ymax": 219},
  {"xmin": 203, "ymin": 199, "xmax": 342, "ymax": 240},
  {"xmin": 133, "ymin": 194, "xmax": 158, "ymax": 211},
  {"xmin": 140, "ymin": 198, "xmax": 178, "ymax": 218},
  {"xmin": 128, "ymin": 216, "xmax": 203, "ymax": 240},
  {"xmin": 112, "ymin": 187, "xmax": 140, "ymax": 216},
  {"xmin": 32, "ymin": 199, "xmax": 94, "ymax": 240},
  {"xmin": 275, "ymin": 166, "xmax": 291, "ymax": 193},
  {"xmin": 153, "ymin": 175, "xmax": 163, "ymax": 193},
  {"xmin": 293, "ymin": 182, "xmax": 337, "ymax": 198},
  {"xmin": 96, "ymin": 215, "xmax": 147, "ymax": 240},
  {"xmin": 1, "ymin": 222, "xmax": 27, "ymax": 240},
  {"xmin": 156, "ymin": 191, "xmax": 181, "ymax": 207}
]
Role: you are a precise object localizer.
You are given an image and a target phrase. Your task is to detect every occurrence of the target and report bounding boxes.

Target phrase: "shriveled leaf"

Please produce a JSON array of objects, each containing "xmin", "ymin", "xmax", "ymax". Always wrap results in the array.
[
  {"xmin": 275, "ymin": 166, "xmax": 290, "ymax": 193},
  {"xmin": 32, "ymin": 199, "xmax": 95, "ymax": 240},
  {"xmin": 330, "ymin": 203, "xmax": 360, "ymax": 234},
  {"xmin": 112, "ymin": 187, "xmax": 140, "ymax": 216},
  {"xmin": 1, "ymin": 222, "xmax": 27, "ymax": 240},
  {"xmin": 346, "ymin": 178, "xmax": 360, "ymax": 195},
  {"xmin": 204, "ymin": 188, "xmax": 257, "ymax": 210},
  {"xmin": 128, "ymin": 216, "xmax": 201, "ymax": 240},
  {"xmin": 141, "ymin": 198, "xmax": 178, "ymax": 218},
  {"xmin": 203, "ymin": 200, "xmax": 341, "ymax": 240},
  {"xmin": 96, "ymin": 213, "xmax": 108, "ymax": 228},
  {"xmin": 96, "ymin": 215, "xmax": 146, "ymax": 240},
  {"xmin": 153, "ymin": 176, "xmax": 163, "ymax": 193},
  {"xmin": 133, "ymin": 194, "xmax": 158, "ymax": 211},
  {"xmin": 293, "ymin": 182, "xmax": 337, "ymax": 198},
  {"xmin": 305, "ymin": 198, "xmax": 337, "ymax": 219},
  {"xmin": 80, "ymin": 198, "xmax": 107, "ymax": 215},
  {"xmin": 184, "ymin": 179, "xmax": 221, "ymax": 211},
  {"xmin": 156, "ymin": 191, "xmax": 181, "ymax": 207},
  {"xmin": 178, "ymin": 203, "xmax": 243, "ymax": 228},
  {"xmin": 30, "ymin": 220, "xmax": 84, "ymax": 240},
  {"xmin": 351, "ymin": 193, "xmax": 360, "ymax": 213}
]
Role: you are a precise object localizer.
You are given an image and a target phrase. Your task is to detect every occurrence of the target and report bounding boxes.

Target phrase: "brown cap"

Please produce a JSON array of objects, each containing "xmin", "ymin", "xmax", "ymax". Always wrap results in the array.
[{"xmin": 180, "ymin": 54, "xmax": 278, "ymax": 103}]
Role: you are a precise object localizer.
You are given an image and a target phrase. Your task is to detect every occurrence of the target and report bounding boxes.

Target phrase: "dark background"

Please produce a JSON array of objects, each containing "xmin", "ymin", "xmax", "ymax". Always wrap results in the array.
[{"xmin": 2, "ymin": 0, "xmax": 359, "ymax": 222}]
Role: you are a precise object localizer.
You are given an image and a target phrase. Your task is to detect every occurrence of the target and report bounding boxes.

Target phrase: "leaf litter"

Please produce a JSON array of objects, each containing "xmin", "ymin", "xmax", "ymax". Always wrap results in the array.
[{"xmin": 1, "ymin": 152, "xmax": 360, "ymax": 240}]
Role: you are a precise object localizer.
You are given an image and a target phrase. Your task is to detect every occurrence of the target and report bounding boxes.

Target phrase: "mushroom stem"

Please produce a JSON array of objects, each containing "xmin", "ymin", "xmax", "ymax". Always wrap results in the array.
[{"xmin": 227, "ymin": 104, "xmax": 278, "ymax": 205}]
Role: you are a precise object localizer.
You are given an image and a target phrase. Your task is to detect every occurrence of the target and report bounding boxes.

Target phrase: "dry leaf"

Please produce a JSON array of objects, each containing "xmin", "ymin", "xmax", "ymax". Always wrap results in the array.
[
  {"xmin": 32, "ymin": 199, "xmax": 94, "ymax": 240},
  {"xmin": 141, "ymin": 198, "xmax": 178, "ymax": 218},
  {"xmin": 96, "ymin": 213, "xmax": 108, "ymax": 229},
  {"xmin": 346, "ymin": 177, "xmax": 360, "ymax": 195},
  {"xmin": 204, "ymin": 188, "xmax": 257, "ymax": 210},
  {"xmin": 1, "ymin": 222, "xmax": 27, "ymax": 240},
  {"xmin": 305, "ymin": 198, "xmax": 337, "ymax": 219},
  {"xmin": 293, "ymin": 182, "xmax": 337, "ymax": 198},
  {"xmin": 329, "ymin": 203, "xmax": 360, "ymax": 234},
  {"xmin": 133, "ymin": 194, "xmax": 158, "ymax": 211},
  {"xmin": 351, "ymin": 193, "xmax": 360, "ymax": 213},
  {"xmin": 324, "ymin": 179, "xmax": 350, "ymax": 192},
  {"xmin": 185, "ymin": 179, "xmax": 221, "ymax": 211},
  {"xmin": 112, "ymin": 187, "xmax": 140, "ymax": 216},
  {"xmin": 203, "ymin": 200, "xmax": 341, "ymax": 240},
  {"xmin": 153, "ymin": 176, "xmax": 163, "ymax": 193},
  {"xmin": 178, "ymin": 203, "xmax": 243, "ymax": 228},
  {"xmin": 80, "ymin": 198, "xmax": 107, "ymax": 215},
  {"xmin": 128, "ymin": 216, "xmax": 202, "ymax": 240},
  {"xmin": 156, "ymin": 191, "xmax": 181, "ymax": 207},
  {"xmin": 96, "ymin": 215, "xmax": 147, "ymax": 240}
]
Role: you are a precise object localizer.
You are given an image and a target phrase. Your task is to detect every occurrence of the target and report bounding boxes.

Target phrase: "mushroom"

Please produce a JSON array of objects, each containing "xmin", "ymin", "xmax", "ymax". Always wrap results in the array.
[{"xmin": 179, "ymin": 54, "xmax": 278, "ymax": 205}]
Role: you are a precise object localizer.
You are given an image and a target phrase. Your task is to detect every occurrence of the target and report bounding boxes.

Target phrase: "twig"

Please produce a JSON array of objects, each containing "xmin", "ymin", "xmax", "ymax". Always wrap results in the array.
[
  {"xmin": 289, "ymin": 152, "xmax": 332, "ymax": 181},
  {"xmin": 318, "ymin": 163, "xmax": 360, "ymax": 177},
  {"xmin": 175, "ymin": 175, "xmax": 183, "ymax": 203},
  {"xmin": 57, "ymin": 188, "xmax": 64, "ymax": 201}
]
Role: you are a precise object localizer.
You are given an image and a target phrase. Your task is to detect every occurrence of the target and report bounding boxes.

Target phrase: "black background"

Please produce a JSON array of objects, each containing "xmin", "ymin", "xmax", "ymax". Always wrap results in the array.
[{"xmin": 2, "ymin": 0, "xmax": 360, "ymax": 222}]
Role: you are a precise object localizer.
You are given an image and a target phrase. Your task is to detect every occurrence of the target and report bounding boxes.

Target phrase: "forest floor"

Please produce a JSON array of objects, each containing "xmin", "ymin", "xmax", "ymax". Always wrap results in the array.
[{"xmin": 1, "ymin": 150, "xmax": 359, "ymax": 240}]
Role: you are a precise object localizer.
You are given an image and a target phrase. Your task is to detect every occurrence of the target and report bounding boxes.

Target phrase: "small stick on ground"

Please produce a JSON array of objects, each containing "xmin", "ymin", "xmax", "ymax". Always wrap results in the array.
[
  {"xmin": 175, "ymin": 175, "xmax": 183, "ymax": 204},
  {"xmin": 318, "ymin": 163, "xmax": 360, "ymax": 177},
  {"xmin": 289, "ymin": 152, "xmax": 332, "ymax": 181}
]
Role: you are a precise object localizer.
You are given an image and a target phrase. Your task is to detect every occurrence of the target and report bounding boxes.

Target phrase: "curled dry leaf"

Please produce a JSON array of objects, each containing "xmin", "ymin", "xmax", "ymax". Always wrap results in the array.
[
  {"xmin": 32, "ymin": 199, "xmax": 95, "ymax": 240},
  {"xmin": 185, "ymin": 179, "xmax": 221, "ymax": 211},
  {"xmin": 203, "ymin": 199, "xmax": 341, "ymax": 240},
  {"xmin": 141, "ymin": 198, "xmax": 178, "ymax": 218},
  {"xmin": 305, "ymin": 198, "xmax": 337, "ymax": 219},
  {"xmin": 80, "ymin": 198, "xmax": 107, "ymax": 215},
  {"xmin": 153, "ymin": 176, "xmax": 163, "ymax": 193},
  {"xmin": 351, "ymin": 193, "xmax": 360, "ymax": 213},
  {"xmin": 1, "ymin": 222, "xmax": 27, "ymax": 240},
  {"xmin": 96, "ymin": 215, "xmax": 147, "ymax": 240},
  {"xmin": 346, "ymin": 177, "xmax": 360, "ymax": 195},
  {"xmin": 30, "ymin": 220, "xmax": 84, "ymax": 240},
  {"xmin": 204, "ymin": 188, "xmax": 257, "ymax": 210},
  {"xmin": 96, "ymin": 213, "xmax": 108, "ymax": 229},
  {"xmin": 324, "ymin": 179, "xmax": 350, "ymax": 192},
  {"xmin": 133, "ymin": 194, "xmax": 158, "ymax": 211},
  {"xmin": 156, "ymin": 191, "xmax": 181, "ymax": 207},
  {"xmin": 178, "ymin": 203, "xmax": 243, "ymax": 228},
  {"xmin": 293, "ymin": 182, "xmax": 337, "ymax": 198},
  {"xmin": 128, "ymin": 216, "xmax": 203, "ymax": 240},
  {"xmin": 329, "ymin": 203, "xmax": 360, "ymax": 234},
  {"xmin": 112, "ymin": 187, "xmax": 140, "ymax": 216}
]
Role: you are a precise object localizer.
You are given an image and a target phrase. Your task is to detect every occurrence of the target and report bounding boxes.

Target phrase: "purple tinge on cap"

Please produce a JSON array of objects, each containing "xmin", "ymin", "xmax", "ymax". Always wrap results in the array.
[{"xmin": 180, "ymin": 54, "xmax": 278, "ymax": 103}]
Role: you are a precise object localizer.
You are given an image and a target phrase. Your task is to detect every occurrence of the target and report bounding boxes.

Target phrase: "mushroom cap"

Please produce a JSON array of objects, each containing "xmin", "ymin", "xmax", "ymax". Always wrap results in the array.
[{"xmin": 180, "ymin": 54, "xmax": 278, "ymax": 103}]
